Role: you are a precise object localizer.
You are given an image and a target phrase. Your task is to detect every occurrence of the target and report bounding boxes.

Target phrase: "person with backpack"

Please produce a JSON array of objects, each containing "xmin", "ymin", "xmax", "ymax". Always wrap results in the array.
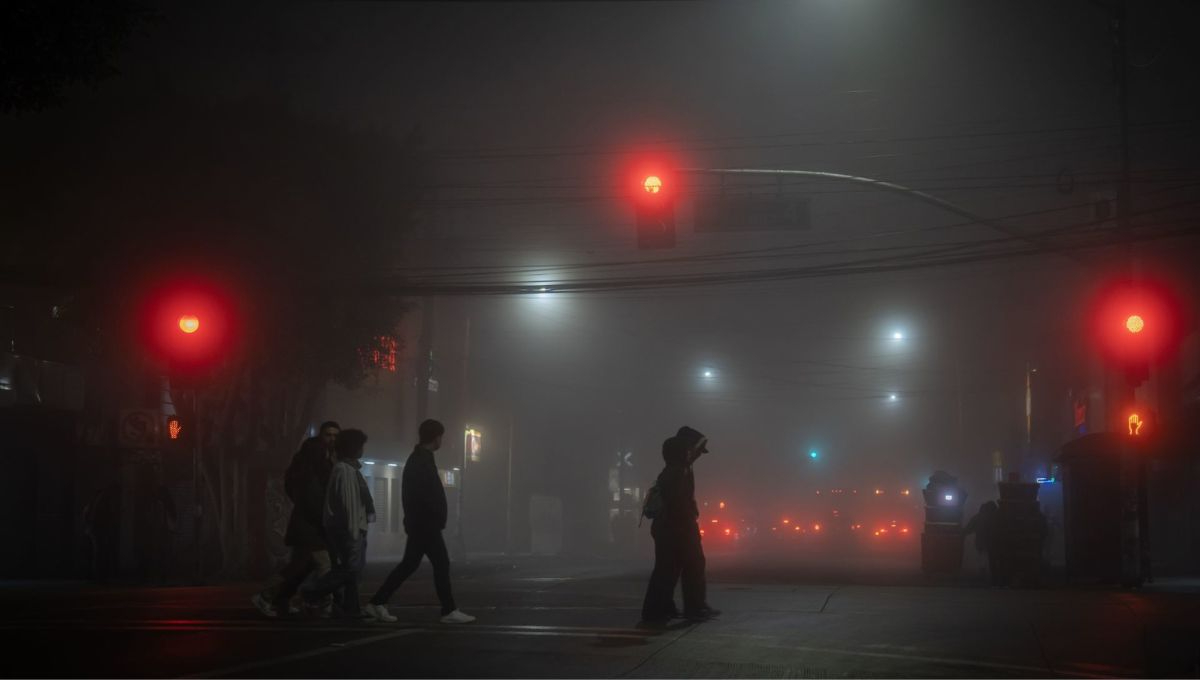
[
  {"xmin": 252, "ymin": 421, "xmax": 339, "ymax": 618},
  {"xmin": 640, "ymin": 427, "xmax": 720, "ymax": 626}
]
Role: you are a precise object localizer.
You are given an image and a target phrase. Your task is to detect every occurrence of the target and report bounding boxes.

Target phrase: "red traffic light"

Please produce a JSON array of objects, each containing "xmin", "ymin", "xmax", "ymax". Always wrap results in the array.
[
  {"xmin": 643, "ymin": 175, "xmax": 663, "ymax": 194},
  {"xmin": 1089, "ymin": 280, "xmax": 1181, "ymax": 365},
  {"xmin": 139, "ymin": 281, "xmax": 236, "ymax": 373},
  {"xmin": 178, "ymin": 315, "xmax": 200, "ymax": 334}
]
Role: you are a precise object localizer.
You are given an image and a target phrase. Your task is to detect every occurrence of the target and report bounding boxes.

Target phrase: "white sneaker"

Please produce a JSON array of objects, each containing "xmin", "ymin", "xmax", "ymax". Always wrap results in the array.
[
  {"xmin": 251, "ymin": 593, "xmax": 277, "ymax": 618},
  {"xmin": 363, "ymin": 603, "xmax": 397, "ymax": 623},
  {"xmin": 440, "ymin": 609, "xmax": 476, "ymax": 624}
]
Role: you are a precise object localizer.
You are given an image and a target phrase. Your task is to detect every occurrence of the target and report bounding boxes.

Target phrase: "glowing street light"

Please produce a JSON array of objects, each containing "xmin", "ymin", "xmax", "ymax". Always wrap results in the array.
[
  {"xmin": 892, "ymin": 331, "xmax": 904, "ymax": 341},
  {"xmin": 888, "ymin": 393, "xmax": 898, "ymax": 402}
]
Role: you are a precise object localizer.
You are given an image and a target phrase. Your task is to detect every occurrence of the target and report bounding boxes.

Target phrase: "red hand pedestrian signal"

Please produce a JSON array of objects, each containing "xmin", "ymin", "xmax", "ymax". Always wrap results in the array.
[
  {"xmin": 167, "ymin": 415, "xmax": 183, "ymax": 440},
  {"xmin": 1127, "ymin": 413, "xmax": 1144, "ymax": 436}
]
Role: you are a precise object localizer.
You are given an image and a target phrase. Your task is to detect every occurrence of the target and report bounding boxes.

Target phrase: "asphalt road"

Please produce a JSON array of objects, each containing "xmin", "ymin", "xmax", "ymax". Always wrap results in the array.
[{"xmin": 3, "ymin": 552, "xmax": 1199, "ymax": 678}]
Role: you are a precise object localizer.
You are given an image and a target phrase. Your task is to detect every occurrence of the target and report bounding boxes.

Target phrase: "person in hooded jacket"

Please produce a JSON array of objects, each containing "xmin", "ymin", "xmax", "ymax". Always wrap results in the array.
[
  {"xmin": 252, "ymin": 421, "xmax": 339, "ymax": 617},
  {"xmin": 640, "ymin": 427, "xmax": 720, "ymax": 625}
]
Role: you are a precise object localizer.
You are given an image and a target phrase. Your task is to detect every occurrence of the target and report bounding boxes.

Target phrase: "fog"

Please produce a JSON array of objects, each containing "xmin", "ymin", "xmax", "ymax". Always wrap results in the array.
[{"xmin": 4, "ymin": 0, "xmax": 1198, "ymax": 576}]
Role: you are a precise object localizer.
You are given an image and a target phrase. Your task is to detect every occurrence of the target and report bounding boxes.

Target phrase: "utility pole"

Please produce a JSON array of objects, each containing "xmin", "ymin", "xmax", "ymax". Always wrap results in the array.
[
  {"xmin": 1111, "ymin": 0, "xmax": 1149, "ymax": 586},
  {"xmin": 416, "ymin": 296, "xmax": 435, "ymax": 423},
  {"xmin": 505, "ymin": 412, "xmax": 514, "ymax": 556},
  {"xmin": 456, "ymin": 315, "xmax": 470, "ymax": 561},
  {"xmin": 190, "ymin": 388, "xmax": 203, "ymax": 585}
]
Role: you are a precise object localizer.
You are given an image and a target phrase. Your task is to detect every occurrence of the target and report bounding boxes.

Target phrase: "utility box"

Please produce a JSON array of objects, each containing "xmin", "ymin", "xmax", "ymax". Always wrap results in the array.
[
  {"xmin": 993, "ymin": 477, "xmax": 1047, "ymax": 587},
  {"xmin": 921, "ymin": 471, "xmax": 967, "ymax": 575},
  {"xmin": 921, "ymin": 528, "xmax": 964, "ymax": 574},
  {"xmin": 1056, "ymin": 434, "xmax": 1124, "ymax": 584}
]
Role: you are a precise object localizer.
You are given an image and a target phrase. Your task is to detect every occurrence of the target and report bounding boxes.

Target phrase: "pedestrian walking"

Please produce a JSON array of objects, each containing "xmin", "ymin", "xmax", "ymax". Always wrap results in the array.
[
  {"xmin": 364, "ymin": 419, "xmax": 475, "ymax": 624},
  {"xmin": 640, "ymin": 427, "xmax": 720, "ymax": 626},
  {"xmin": 302, "ymin": 428, "xmax": 374, "ymax": 620},
  {"xmin": 252, "ymin": 421, "xmax": 340, "ymax": 618}
]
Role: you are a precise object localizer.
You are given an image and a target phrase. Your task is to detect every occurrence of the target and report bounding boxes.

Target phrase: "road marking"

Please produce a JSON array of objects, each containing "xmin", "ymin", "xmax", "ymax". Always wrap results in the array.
[
  {"xmin": 181, "ymin": 629, "xmax": 420, "ymax": 679},
  {"xmin": 699, "ymin": 634, "xmax": 1132, "ymax": 679}
]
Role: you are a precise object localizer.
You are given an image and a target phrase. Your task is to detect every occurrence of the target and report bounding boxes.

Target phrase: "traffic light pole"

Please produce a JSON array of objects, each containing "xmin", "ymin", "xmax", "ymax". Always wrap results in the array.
[{"xmin": 186, "ymin": 387, "xmax": 203, "ymax": 585}]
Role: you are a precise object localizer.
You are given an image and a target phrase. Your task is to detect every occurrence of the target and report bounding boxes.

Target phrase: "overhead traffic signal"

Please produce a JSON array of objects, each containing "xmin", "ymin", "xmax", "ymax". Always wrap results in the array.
[{"xmin": 632, "ymin": 170, "xmax": 676, "ymax": 250}]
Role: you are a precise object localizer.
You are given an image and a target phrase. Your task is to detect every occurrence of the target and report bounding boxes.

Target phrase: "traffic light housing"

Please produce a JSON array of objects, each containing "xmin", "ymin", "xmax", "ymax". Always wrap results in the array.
[
  {"xmin": 138, "ymin": 281, "xmax": 237, "ymax": 382},
  {"xmin": 1089, "ymin": 280, "xmax": 1181, "ymax": 389},
  {"xmin": 633, "ymin": 172, "xmax": 676, "ymax": 249}
]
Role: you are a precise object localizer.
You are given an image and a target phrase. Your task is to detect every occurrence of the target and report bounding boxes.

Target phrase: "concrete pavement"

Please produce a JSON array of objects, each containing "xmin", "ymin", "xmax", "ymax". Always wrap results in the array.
[{"xmin": 2, "ymin": 553, "xmax": 1198, "ymax": 678}]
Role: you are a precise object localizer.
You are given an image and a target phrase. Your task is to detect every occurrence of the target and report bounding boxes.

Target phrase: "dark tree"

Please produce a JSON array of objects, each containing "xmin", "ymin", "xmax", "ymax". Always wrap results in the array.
[
  {"xmin": 1, "ymin": 90, "xmax": 429, "ymax": 575},
  {"xmin": 0, "ymin": 0, "xmax": 155, "ymax": 114}
]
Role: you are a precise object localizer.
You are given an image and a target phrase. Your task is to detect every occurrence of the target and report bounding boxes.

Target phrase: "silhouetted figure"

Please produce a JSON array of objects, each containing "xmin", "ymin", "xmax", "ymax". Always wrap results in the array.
[
  {"xmin": 641, "ymin": 427, "xmax": 719, "ymax": 625},
  {"xmin": 83, "ymin": 482, "xmax": 120, "ymax": 583},
  {"xmin": 365, "ymin": 419, "xmax": 475, "ymax": 624},
  {"xmin": 963, "ymin": 501, "xmax": 999, "ymax": 584},
  {"xmin": 302, "ymin": 428, "xmax": 374, "ymax": 620},
  {"xmin": 252, "ymin": 421, "xmax": 340, "ymax": 618}
]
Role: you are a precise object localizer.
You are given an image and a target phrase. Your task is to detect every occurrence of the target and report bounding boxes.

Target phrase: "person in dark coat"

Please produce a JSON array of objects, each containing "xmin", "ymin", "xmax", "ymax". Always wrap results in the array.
[
  {"xmin": 364, "ymin": 419, "xmax": 475, "ymax": 624},
  {"xmin": 640, "ymin": 427, "xmax": 720, "ymax": 625},
  {"xmin": 252, "ymin": 421, "xmax": 339, "ymax": 617},
  {"xmin": 964, "ymin": 500, "xmax": 999, "ymax": 584}
]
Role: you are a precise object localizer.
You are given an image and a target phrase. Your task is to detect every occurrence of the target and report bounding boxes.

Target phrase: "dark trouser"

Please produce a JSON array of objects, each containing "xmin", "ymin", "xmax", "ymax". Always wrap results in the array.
[
  {"xmin": 304, "ymin": 531, "xmax": 366, "ymax": 616},
  {"xmin": 371, "ymin": 528, "xmax": 457, "ymax": 615},
  {"xmin": 266, "ymin": 547, "xmax": 332, "ymax": 608},
  {"xmin": 642, "ymin": 520, "xmax": 707, "ymax": 621}
]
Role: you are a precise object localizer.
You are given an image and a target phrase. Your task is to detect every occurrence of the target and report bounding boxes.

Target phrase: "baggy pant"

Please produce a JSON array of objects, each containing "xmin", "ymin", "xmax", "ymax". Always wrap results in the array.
[
  {"xmin": 371, "ymin": 528, "xmax": 458, "ymax": 616},
  {"xmin": 641, "ymin": 520, "xmax": 706, "ymax": 621},
  {"xmin": 304, "ymin": 532, "xmax": 366, "ymax": 616},
  {"xmin": 262, "ymin": 547, "xmax": 332, "ymax": 608}
]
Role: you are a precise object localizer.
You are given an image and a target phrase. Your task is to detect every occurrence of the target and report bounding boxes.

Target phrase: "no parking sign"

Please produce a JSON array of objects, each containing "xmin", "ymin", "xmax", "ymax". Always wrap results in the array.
[{"xmin": 119, "ymin": 409, "xmax": 161, "ymax": 449}]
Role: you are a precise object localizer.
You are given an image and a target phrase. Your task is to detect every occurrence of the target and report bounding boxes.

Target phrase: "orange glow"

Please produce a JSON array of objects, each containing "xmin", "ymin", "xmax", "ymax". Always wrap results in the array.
[
  {"xmin": 718, "ymin": 501, "xmax": 726, "ymax": 509},
  {"xmin": 813, "ymin": 524, "xmax": 821, "ymax": 532},
  {"xmin": 643, "ymin": 175, "xmax": 663, "ymax": 194},
  {"xmin": 699, "ymin": 529, "xmax": 705, "ymax": 536},
  {"xmin": 724, "ymin": 528, "xmax": 731, "ymax": 536},
  {"xmin": 794, "ymin": 526, "xmax": 801, "ymax": 532},
  {"xmin": 1128, "ymin": 413, "xmax": 1144, "ymax": 436},
  {"xmin": 711, "ymin": 519, "xmax": 719, "ymax": 524},
  {"xmin": 782, "ymin": 518, "xmax": 790, "ymax": 524},
  {"xmin": 167, "ymin": 416, "xmax": 182, "ymax": 440},
  {"xmin": 901, "ymin": 489, "xmax": 911, "ymax": 496},
  {"xmin": 901, "ymin": 527, "xmax": 910, "ymax": 534},
  {"xmin": 874, "ymin": 489, "xmax": 883, "ymax": 495},
  {"xmin": 1126, "ymin": 314, "xmax": 1145, "ymax": 334},
  {"xmin": 178, "ymin": 315, "xmax": 200, "ymax": 334},
  {"xmin": 874, "ymin": 530, "xmax": 880, "ymax": 536}
]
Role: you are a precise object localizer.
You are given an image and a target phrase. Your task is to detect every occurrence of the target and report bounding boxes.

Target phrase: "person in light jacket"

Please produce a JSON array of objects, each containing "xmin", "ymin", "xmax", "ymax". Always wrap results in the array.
[{"xmin": 303, "ymin": 428, "xmax": 374, "ymax": 619}]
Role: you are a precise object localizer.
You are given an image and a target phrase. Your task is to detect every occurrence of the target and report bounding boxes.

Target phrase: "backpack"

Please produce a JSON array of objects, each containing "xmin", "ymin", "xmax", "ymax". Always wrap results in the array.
[{"xmin": 640, "ymin": 483, "xmax": 663, "ymax": 527}]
